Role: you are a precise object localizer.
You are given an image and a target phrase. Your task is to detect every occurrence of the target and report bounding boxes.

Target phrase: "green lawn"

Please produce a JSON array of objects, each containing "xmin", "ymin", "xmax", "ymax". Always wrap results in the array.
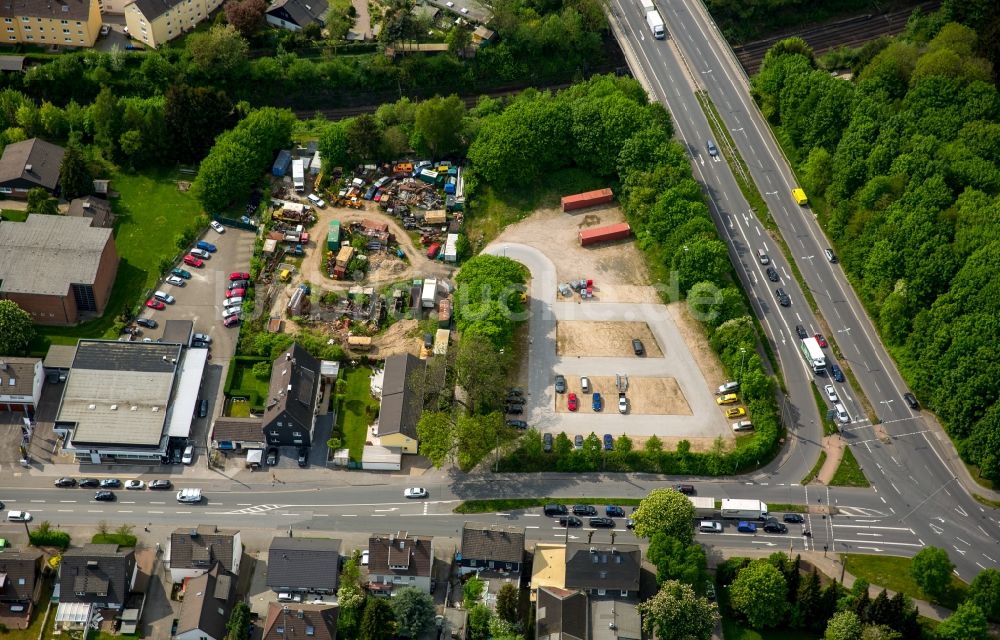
[
  {"xmin": 829, "ymin": 447, "xmax": 869, "ymax": 487},
  {"xmin": 337, "ymin": 367, "xmax": 379, "ymax": 462},
  {"xmin": 720, "ymin": 618, "xmax": 820, "ymax": 640},
  {"xmin": 801, "ymin": 450, "xmax": 827, "ymax": 485},
  {"xmin": 230, "ymin": 362, "xmax": 272, "ymax": 398},
  {"xmin": 842, "ymin": 554, "xmax": 969, "ymax": 610},
  {"xmin": 1, "ymin": 208, "xmax": 28, "ymax": 221},
  {"xmin": 29, "ymin": 169, "xmax": 204, "ymax": 353},
  {"xmin": 92, "ymin": 532, "xmax": 137, "ymax": 546}
]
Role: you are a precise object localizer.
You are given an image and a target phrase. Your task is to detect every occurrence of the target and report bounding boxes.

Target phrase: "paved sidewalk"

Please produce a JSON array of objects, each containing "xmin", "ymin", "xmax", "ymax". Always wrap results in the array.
[{"xmin": 815, "ymin": 434, "xmax": 845, "ymax": 485}]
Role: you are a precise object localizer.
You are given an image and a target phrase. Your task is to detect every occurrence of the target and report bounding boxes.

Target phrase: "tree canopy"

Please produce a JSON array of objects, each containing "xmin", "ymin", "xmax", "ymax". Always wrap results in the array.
[
  {"xmin": 0, "ymin": 300, "xmax": 34, "ymax": 355},
  {"xmin": 729, "ymin": 559, "xmax": 788, "ymax": 629},
  {"xmin": 638, "ymin": 579, "xmax": 718, "ymax": 640},
  {"xmin": 631, "ymin": 488, "xmax": 696, "ymax": 542}
]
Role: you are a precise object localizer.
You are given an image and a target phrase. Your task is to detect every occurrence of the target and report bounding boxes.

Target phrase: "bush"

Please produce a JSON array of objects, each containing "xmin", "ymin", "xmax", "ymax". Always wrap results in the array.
[{"xmin": 30, "ymin": 526, "xmax": 71, "ymax": 550}]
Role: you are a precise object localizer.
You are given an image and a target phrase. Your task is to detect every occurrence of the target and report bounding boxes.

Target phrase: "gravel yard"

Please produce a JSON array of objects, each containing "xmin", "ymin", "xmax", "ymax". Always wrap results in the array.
[
  {"xmin": 556, "ymin": 321, "xmax": 663, "ymax": 357},
  {"xmin": 554, "ymin": 375, "xmax": 692, "ymax": 415}
]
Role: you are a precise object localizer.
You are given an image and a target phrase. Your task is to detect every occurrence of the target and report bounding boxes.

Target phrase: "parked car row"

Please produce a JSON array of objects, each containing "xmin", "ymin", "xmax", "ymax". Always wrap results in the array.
[
  {"xmin": 544, "ymin": 503, "xmax": 634, "ymax": 529},
  {"xmin": 54, "ymin": 477, "xmax": 174, "ymax": 490}
]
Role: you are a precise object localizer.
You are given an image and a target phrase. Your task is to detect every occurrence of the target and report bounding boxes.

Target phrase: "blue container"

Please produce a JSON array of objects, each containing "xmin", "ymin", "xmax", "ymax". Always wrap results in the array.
[{"xmin": 272, "ymin": 150, "xmax": 292, "ymax": 177}]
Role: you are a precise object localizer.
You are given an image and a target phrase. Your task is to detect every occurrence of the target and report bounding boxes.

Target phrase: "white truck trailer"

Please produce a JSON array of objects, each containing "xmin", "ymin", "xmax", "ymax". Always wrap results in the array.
[
  {"xmin": 799, "ymin": 337, "xmax": 826, "ymax": 373},
  {"xmin": 292, "ymin": 158, "xmax": 305, "ymax": 192},
  {"xmin": 421, "ymin": 278, "xmax": 438, "ymax": 308},
  {"xmin": 638, "ymin": 0, "xmax": 654, "ymax": 13},
  {"xmin": 645, "ymin": 10, "xmax": 665, "ymax": 39},
  {"xmin": 689, "ymin": 496, "xmax": 716, "ymax": 518},
  {"xmin": 720, "ymin": 498, "xmax": 768, "ymax": 520}
]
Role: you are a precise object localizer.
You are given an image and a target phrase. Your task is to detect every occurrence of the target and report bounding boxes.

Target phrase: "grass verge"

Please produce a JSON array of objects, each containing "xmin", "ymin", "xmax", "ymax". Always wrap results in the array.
[
  {"xmin": 801, "ymin": 450, "xmax": 826, "ymax": 485},
  {"xmin": 828, "ymin": 446, "xmax": 869, "ymax": 487},
  {"xmin": 767, "ymin": 503, "xmax": 808, "ymax": 513},
  {"xmin": 29, "ymin": 168, "xmax": 204, "ymax": 352},
  {"xmin": 92, "ymin": 532, "xmax": 138, "ymax": 547},
  {"xmin": 841, "ymin": 554, "xmax": 969, "ymax": 610},
  {"xmin": 336, "ymin": 366, "xmax": 379, "ymax": 462},
  {"xmin": 454, "ymin": 497, "xmax": 643, "ymax": 514},
  {"xmin": 972, "ymin": 493, "xmax": 1000, "ymax": 509},
  {"xmin": 962, "ymin": 460, "xmax": 996, "ymax": 491},
  {"xmin": 811, "ymin": 381, "xmax": 838, "ymax": 436},
  {"xmin": 1, "ymin": 208, "xmax": 28, "ymax": 221}
]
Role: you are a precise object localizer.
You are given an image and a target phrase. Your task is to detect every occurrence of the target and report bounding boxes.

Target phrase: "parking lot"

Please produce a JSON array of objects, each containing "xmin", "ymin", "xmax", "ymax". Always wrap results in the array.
[
  {"xmin": 554, "ymin": 376, "xmax": 691, "ymax": 415},
  {"xmin": 555, "ymin": 321, "xmax": 663, "ymax": 357}
]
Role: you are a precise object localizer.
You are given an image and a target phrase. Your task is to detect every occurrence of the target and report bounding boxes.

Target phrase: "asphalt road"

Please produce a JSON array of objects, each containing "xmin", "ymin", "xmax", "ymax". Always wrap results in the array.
[{"xmin": 605, "ymin": 0, "xmax": 1000, "ymax": 579}]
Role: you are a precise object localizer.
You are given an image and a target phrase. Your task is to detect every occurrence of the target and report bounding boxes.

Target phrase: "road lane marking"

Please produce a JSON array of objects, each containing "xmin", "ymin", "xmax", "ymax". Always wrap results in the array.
[
  {"xmin": 60, "ymin": 500, "xmax": 77, "ymax": 503},
  {"xmin": 835, "ymin": 538, "xmax": 923, "ymax": 547},
  {"xmin": 57, "ymin": 509, "xmax": 74, "ymax": 512},
  {"xmin": 149, "ymin": 511, "xmax": 163, "ymax": 514},
  {"xmin": 30, "ymin": 499, "xmax": 44, "ymax": 503},
  {"xmin": 118, "ymin": 510, "xmax": 133, "ymax": 513}
]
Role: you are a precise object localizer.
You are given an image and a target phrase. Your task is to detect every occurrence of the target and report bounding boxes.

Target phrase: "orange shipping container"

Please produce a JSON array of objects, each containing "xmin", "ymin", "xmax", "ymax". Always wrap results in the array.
[
  {"xmin": 579, "ymin": 222, "xmax": 631, "ymax": 246},
  {"xmin": 561, "ymin": 188, "xmax": 614, "ymax": 212}
]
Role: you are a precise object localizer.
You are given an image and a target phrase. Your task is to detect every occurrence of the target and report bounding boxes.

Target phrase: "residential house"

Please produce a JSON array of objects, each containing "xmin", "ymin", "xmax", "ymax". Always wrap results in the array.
[
  {"xmin": 262, "ymin": 343, "xmax": 322, "ymax": 447},
  {"xmin": 534, "ymin": 586, "xmax": 641, "ymax": 640},
  {"xmin": 0, "ymin": 358, "xmax": 44, "ymax": 417},
  {"xmin": 166, "ymin": 525, "xmax": 241, "ymax": 583},
  {"xmin": 265, "ymin": 0, "xmax": 327, "ymax": 31},
  {"xmin": 0, "ymin": 215, "xmax": 118, "ymax": 326},
  {"xmin": 0, "ymin": 138, "xmax": 64, "ymax": 197},
  {"xmin": 55, "ymin": 544, "xmax": 137, "ymax": 631},
  {"xmin": 173, "ymin": 562, "xmax": 237, "ymax": 640},
  {"xmin": 263, "ymin": 603, "xmax": 338, "ymax": 640},
  {"xmin": 530, "ymin": 543, "xmax": 566, "ymax": 598},
  {"xmin": 0, "ymin": 0, "xmax": 100, "ymax": 48},
  {"xmin": 266, "ymin": 537, "xmax": 341, "ymax": 596},
  {"xmin": 564, "ymin": 543, "xmax": 640, "ymax": 599},
  {"xmin": 0, "ymin": 549, "xmax": 43, "ymax": 628},
  {"xmin": 211, "ymin": 417, "xmax": 266, "ymax": 451},
  {"xmin": 66, "ymin": 196, "xmax": 115, "ymax": 229},
  {"xmin": 373, "ymin": 353, "xmax": 425, "ymax": 454},
  {"xmin": 367, "ymin": 532, "xmax": 433, "ymax": 596},
  {"xmin": 458, "ymin": 523, "xmax": 524, "ymax": 577},
  {"xmin": 122, "ymin": 0, "xmax": 224, "ymax": 47}
]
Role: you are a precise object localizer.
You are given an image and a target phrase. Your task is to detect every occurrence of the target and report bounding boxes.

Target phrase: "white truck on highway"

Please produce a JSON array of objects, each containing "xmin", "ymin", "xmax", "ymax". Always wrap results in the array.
[
  {"xmin": 688, "ymin": 496, "xmax": 715, "ymax": 517},
  {"xmin": 645, "ymin": 10, "xmax": 665, "ymax": 39},
  {"xmin": 721, "ymin": 498, "xmax": 768, "ymax": 520},
  {"xmin": 799, "ymin": 337, "xmax": 826, "ymax": 373},
  {"xmin": 637, "ymin": 0, "xmax": 654, "ymax": 14}
]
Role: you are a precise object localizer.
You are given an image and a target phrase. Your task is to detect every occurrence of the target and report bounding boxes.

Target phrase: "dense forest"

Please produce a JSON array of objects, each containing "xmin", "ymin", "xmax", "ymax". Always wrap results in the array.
[{"xmin": 751, "ymin": 6, "xmax": 1000, "ymax": 481}]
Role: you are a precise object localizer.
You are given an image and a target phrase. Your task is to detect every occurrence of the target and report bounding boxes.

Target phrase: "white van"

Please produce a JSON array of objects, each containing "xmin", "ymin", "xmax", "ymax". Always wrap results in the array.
[
  {"xmin": 731, "ymin": 420, "xmax": 754, "ymax": 432},
  {"xmin": 176, "ymin": 488, "xmax": 203, "ymax": 503},
  {"xmin": 835, "ymin": 403, "xmax": 850, "ymax": 424}
]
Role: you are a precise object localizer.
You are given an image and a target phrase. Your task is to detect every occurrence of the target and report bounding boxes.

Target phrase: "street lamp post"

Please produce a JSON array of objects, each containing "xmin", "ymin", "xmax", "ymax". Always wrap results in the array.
[{"xmin": 738, "ymin": 348, "xmax": 747, "ymax": 383}]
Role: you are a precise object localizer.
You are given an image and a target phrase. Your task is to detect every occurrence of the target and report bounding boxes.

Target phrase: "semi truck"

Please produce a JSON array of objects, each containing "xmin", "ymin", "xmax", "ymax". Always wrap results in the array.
[
  {"xmin": 689, "ymin": 496, "xmax": 716, "ymax": 518},
  {"xmin": 646, "ymin": 10, "xmax": 665, "ymax": 39},
  {"xmin": 799, "ymin": 337, "xmax": 826, "ymax": 373},
  {"xmin": 720, "ymin": 498, "xmax": 768, "ymax": 520}
]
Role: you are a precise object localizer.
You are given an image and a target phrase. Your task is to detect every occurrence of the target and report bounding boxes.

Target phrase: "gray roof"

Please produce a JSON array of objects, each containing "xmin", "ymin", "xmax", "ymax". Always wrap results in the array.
[
  {"xmin": 461, "ymin": 523, "xmax": 524, "ymax": 565},
  {"xmin": 266, "ymin": 538, "xmax": 341, "ymax": 592},
  {"xmin": 564, "ymin": 544, "xmax": 640, "ymax": 593},
  {"xmin": 536, "ymin": 587, "xmax": 588, "ymax": 640},
  {"xmin": 266, "ymin": 0, "xmax": 328, "ymax": 27},
  {"xmin": 43, "ymin": 344, "xmax": 77, "ymax": 370},
  {"xmin": 264, "ymin": 343, "xmax": 321, "ymax": 431},
  {"xmin": 161, "ymin": 319, "xmax": 193, "ymax": 346},
  {"xmin": 0, "ymin": 358, "xmax": 40, "ymax": 398},
  {"xmin": 0, "ymin": 138, "xmax": 64, "ymax": 189},
  {"xmin": 0, "ymin": 550, "xmax": 42, "ymax": 602},
  {"xmin": 176, "ymin": 562, "xmax": 236, "ymax": 640},
  {"xmin": 127, "ymin": 0, "xmax": 184, "ymax": 21},
  {"xmin": 590, "ymin": 598, "xmax": 640, "ymax": 640},
  {"xmin": 66, "ymin": 196, "xmax": 114, "ymax": 228},
  {"xmin": 0, "ymin": 56, "xmax": 25, "ymax": 72},
  {"xmin": 57, "ymin": 341, "xmax": 181, "ymax": 447},
  {"xmin": 169, "ymin": 525, "xmax": 239, "ymax": 573},
  {"xmin": 212, "ymin": 417, "xmax": 264, "ymax": 444},
  {"xmin": 60, "ymin": 544, "xmax": 135, "ymax": 606},
  {"xmin": 377, "ymin": 353, "xmax": 425, "ymax": 438},
  {"xmin": 0, "ymin": 215, "xmax": 114, "ymax": 296}
]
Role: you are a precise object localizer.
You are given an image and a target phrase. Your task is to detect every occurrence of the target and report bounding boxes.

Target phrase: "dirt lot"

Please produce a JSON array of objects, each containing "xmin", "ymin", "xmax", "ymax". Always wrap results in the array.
[
  {"xmin": 495, "ymin": 205, "xmax": 653, "ymax": 301},
  {"xmin": 554, "ymin": 376, "xmax": 692, "ymax": 415},
  {"xmin": 368, "ymin": 318, "xmax": 421, "ymax": 358},
  {"xmin": 556, "ymin": 321, "xmax": 663, "ymax": 357},
  {"xmin": 667, "ymin": 302, "xmax": 728, "ymax": 389}
]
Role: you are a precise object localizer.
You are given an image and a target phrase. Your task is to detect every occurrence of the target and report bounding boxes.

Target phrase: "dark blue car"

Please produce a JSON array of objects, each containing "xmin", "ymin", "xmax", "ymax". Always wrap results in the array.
[
  {"xmin": 196, "ymin": 240, "xmax": 217, "ymax": 253},
  {"xmin": 592, "ymin": 392, "xmax": 603, "ymax": 412},
  {"xmin": 830, "ymin": 364, "xmax": 845, "ymax": 382},
  {"xmin": 606, "ymin": 505, "xmax": 625, "ymax": 517},
  {"xmin": 603, "ymin": 434, "xmax": 614, "ymax": 450}
]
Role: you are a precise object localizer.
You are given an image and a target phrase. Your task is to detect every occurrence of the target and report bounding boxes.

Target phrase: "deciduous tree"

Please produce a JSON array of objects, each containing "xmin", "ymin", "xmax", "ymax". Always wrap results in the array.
[
  {"xmin": 25, "ymin": 187, "xmax": 58, "ymax": 215},
  {"xmin": 359, "ymin": 596, "xmax": 395, "ymax": 640},
  {"xmin": 647, "ymin": 532, "xmax": 706, "ymax": 588},
  {"xmin": 823, "ymin": 611, "xmax": 862, "ymax": 640},
  {"xmin": 414, "ymin": 94, "xmax": 466, "ymax": 157},
  {"xmin": 223, "ymin": 0, "xmax": 267, "ymax": 37},
  {"xmin": 968, "ymin": 567, "xmax": 1000, "ymax": 622},
  {"xmin": 495, "ymin": 582, "xmax": 519, "ymax": 625},
  {"xmin": 631, "ymin": 487, "xmax": 696, "ymax": 542},
  {"xmin": 416, "ymin": 412, "xmax": 455, "ymax": 467},
  {"xmin": 638, "ymin": 579, "xmax": 718, "ymax": 640},
  {"xmin": 391, "ymin": 587, "xmax": 435, "ymax": 638},
  {"xmin": 935, "ymin": 601, "xmax": 988, "ymax": 640},
  {"xmin": 910, "ymin": 546, "xmax": 953, "ymax": 602},
  {"xmin": 468, "ymin": 603, "xmax": 491, "ymax": 640},
  {"xmin": 186, "ymin": 25, "xmax": 249, "ymax": 80},
  {"xmin": 164, "ymin": 84, "xmax": 236, "ymax": 163},
  {"xmin": 729, "ymin": 559, "xmax": 788, "ymax": 629}
]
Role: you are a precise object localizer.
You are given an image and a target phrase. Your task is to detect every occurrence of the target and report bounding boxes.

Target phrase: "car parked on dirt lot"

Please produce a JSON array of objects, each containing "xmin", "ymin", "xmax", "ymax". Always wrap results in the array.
[
  {"xmin": 567, "ymin": 393, "xmax": 578, "ymax": 411},
  {"xmin": 725, "ymin": 407, "xmax": 746, "ymax": 419},
  {"xmin": 716, "ymin": 393, "xmax": 738, "ymax": 405},
  {"xmin": 506, "ymin": 420, "xmax": 528, "ymax": 429},
  {"xmin": 307, "ymin": 193, "xmax": 326, "ymax": 208},
  {"xmin": 592, "ymin": 392, "xmax": 603, "ymax": 412},
  {"xmin": 554, "ymin": 374, "xmax": 567, "ymax": 393},
  {"xmin": 716, "ymin": 381, "xmax": 739, "ymax": 395},
  {"xmin": 618, "ymin": 394, "xmax": 628, "ymax": 414},
  {"xmin": 632, "ymin": 338, "xmax": 645, "ymax": 356},
  {"xmin": 603, "ymin": 434, "xmax": 614, "ymax": 450}
]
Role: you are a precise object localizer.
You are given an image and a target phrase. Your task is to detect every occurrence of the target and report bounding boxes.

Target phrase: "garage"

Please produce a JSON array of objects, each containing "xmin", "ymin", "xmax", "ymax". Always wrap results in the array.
[{"xmin": 362, "ymin": 445, "xmax": 402, "ymax": 471}]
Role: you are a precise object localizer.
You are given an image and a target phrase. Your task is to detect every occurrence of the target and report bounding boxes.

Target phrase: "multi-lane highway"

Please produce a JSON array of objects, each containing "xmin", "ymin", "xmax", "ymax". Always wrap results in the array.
[{"xmin": 606, "ymin": 0, "xmax": 1000, "ymax": 579}]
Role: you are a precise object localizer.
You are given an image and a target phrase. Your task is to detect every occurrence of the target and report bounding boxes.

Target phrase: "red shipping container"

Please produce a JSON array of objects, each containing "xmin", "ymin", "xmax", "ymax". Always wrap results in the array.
[
  {"xmin": 578, "ymin": 222, "xmax": 632, "ymax": 246},
  {"xmin": 561, "ymin": 188, "xmax": 614, "ymax": 212}
]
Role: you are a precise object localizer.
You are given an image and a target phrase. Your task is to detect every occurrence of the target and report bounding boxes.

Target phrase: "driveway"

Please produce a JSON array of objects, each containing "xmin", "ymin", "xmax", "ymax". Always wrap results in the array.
[
  {"xmin": 485, "ymin": 242, "xmax": 728, "ymax": 440},
  {"xmin": 136, "ymin": 227, "xmax": 256, "ymax": 452}
]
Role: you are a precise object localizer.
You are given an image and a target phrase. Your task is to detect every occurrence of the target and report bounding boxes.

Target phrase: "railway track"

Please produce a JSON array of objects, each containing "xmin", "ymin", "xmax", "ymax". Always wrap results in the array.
[{"xmin": 732, "ymin": 1, "xmax": 940, "ymax": 74}]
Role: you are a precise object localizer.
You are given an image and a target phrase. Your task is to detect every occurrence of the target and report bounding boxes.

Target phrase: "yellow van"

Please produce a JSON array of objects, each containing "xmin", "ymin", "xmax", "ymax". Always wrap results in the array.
[{"xmin": 792, "ymin": 188, "xmax": 808, "ymax": 206}]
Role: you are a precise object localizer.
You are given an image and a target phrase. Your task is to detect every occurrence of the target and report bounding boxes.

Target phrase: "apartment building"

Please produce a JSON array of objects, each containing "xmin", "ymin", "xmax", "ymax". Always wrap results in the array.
[
  {"xmin": 123, "ymin": 0, "xmax": 223, "ymax": 48},
  {"xmin": 0, "ymin": 0, "xmax": 100, "ymax": 47}
]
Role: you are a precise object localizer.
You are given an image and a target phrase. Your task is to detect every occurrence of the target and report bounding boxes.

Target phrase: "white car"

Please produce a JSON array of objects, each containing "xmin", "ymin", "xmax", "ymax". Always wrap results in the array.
[
  {"xmin": 445, "ymin": 1, "xmax": 453, "ymax": 5},
  {"xmin": 306, "ymin": 193, "xmax": 326, "ymax": 208},
  {"xmin": 361, "ymin": 550, "xmax": 369, "ymax": 566},
  {"xmin": 618, "ymin": 394, "xmax": 628, "ymax": 414},
  {"xmin": 222, "ymin": 307, "xmax": 243, "ymax": 319},
  {"xmin": 717, "ymin": 381, "xmax": 739, "ymax": 395},
  {"xmin": 404, "ymin": 487, "xmax": 428, "ymax": 499},
  {"xmin": 100, "ymin": 24, "xmax": 110, "ymax": 35},
  {"xmin": 190, "ymin": 248, "xmax": 210, "ymax": 259},
  {"xmin": 824, "ymin": 385, "xmax": 838, "ymax": 403},
  {"xmin": 125, "ymin": 480, "xmax": 145, "ymax": 490},
  {"xmin": 176, "ymin": 488, "xmax": 202, "ymax": 503},
  {"xmin": 699, "ymin": 520, "xmax": 723, "ymax": 533},
  {"xmin": 224, "ymin": 296, "xmax": 243, "ymax": 307},
  {"xmin": 7, "ymin": 511, "xmax": 31, "ymax": 522},
  {"xmin": 210, "ymin": 220, "xmax": 225, "ymax": 233},
  {"xmin": 460, "ymin": 6, "xmax": 468, "ymax": 12},
  {"xmin": 165, "ymin": 275, "xmax": 186, "ymax": 287},
  {"xmin": 182, "ymin": 445, "xmax": 194, "ymax": 465},
  {"xmin": 153, "ymin": 290, "xmax": 175, "ymax": 304}
]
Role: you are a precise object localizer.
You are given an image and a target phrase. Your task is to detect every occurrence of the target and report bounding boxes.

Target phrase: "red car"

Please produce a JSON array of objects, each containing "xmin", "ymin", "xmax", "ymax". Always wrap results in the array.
[
  {"xmin": 229, "ymin": 272, "xmax": 250, "ymax": 281},
  {"xmin": 814, "ymin": 333, "xmax": 828, "ymax": 348},
  {"xmin": 183, "ymin": 255, "xmax": 204, "ymax": 268},
  {"xmin": 426, "ymin": 243, "xmax": 441, "ymax": 259},
  {"xmin": 146, "ymin": 299, "xmax": 165, "ymax": 310},
  {"xmin": 226, "ymin": 288, "xmax": 245, "ymax": 299},
  {"xmin": 567, "ymin": 393, "xmax": 578, "ymax": 412},
  {"xmin": 223, "ymin": 314, "xmax": 240, "ymax": 327}
]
